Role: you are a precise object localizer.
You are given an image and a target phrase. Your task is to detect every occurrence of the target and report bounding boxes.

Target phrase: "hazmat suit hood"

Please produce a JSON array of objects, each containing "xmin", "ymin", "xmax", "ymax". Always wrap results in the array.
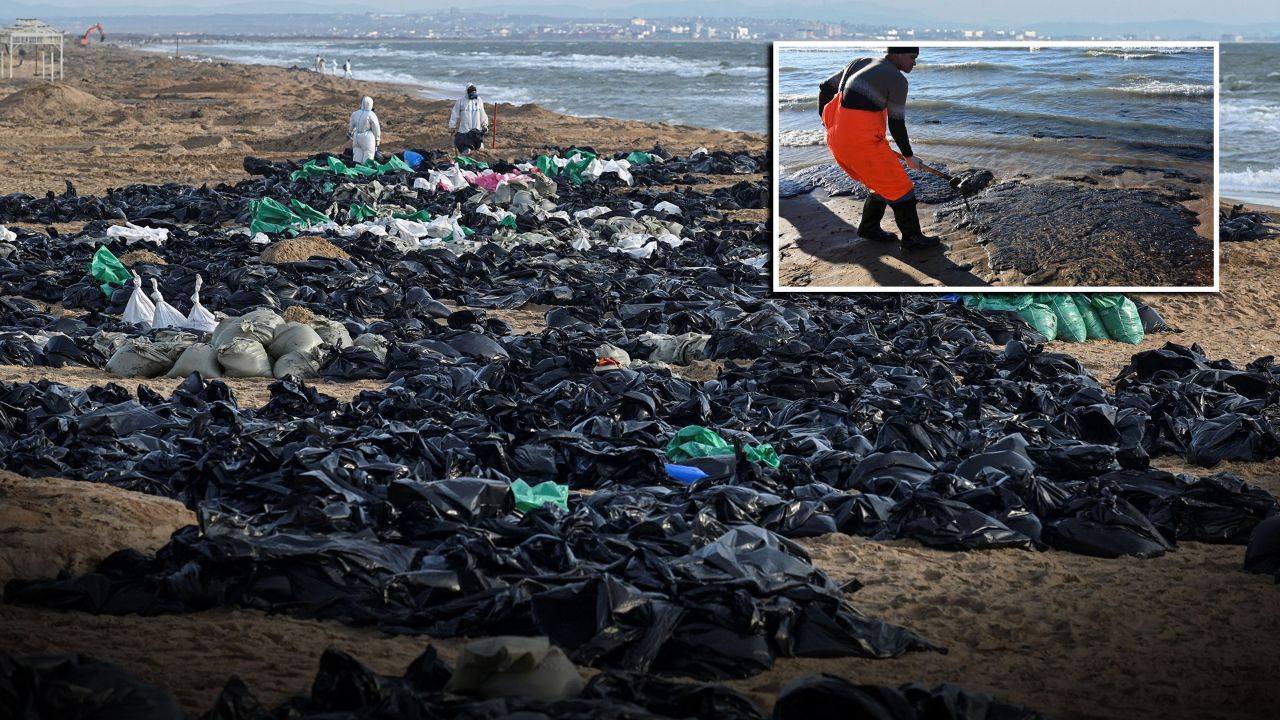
[{"xmin": 361, "ymin": 96, "xmax": 374, "ymax": 111}]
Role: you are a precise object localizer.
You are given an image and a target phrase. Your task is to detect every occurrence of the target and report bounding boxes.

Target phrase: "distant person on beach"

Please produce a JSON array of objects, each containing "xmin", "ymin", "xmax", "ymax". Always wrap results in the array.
[
  {"xmin": 348, "ymin": 96, "xmax": 382, "ymax": 164},
  {"xmin": 315, "ymin": 54, "xmax": 323, "ymax": 73},
  {"xmin": 818, "ymin": 46, "xmax": 939, "ymax": 251},
  {"xmin": 330, "ymin": 59, "xmax": 339, "ymax": 76},
  {"xmin": 343, "ymin": 60, "xmax": 352, "ymax": 79},
  {"xmin": 449, "ymin": 84, "xmax": 489, "ymax": 154}
]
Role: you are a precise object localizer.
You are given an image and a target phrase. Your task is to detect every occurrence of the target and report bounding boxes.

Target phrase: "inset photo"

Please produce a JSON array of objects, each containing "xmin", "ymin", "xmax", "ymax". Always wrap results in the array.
[{"xmin": 773, "ymin": 42, "xmax": 1218, "ymax": 292}]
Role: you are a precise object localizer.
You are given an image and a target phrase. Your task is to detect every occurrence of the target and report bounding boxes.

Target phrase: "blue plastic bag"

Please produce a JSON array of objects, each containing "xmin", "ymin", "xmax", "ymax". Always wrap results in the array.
[
  {"xmin": 403, "ymin": 149, "xmax": 424, "ymax": 169},
  {"xmin": 664, "ymin": 463, "xmax": 709, "ymax": 485}
]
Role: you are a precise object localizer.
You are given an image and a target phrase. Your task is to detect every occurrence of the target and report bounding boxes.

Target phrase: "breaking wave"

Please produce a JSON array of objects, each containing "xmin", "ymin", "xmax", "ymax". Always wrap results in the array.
[
  {"xmin": 1107, "ymin": 80, "xmax": 1213, "ymax": 98},
  {"xmin": 778, "ymin": 129, "xmax": 825, "ymax": 147},
  {"xmin": 777, "ymin": 93, "xmax": 816, "ymax": 111},
  {"xmin": 920, "ymin": 61, "xmax": 1013, "ymax": 72},
  {"xmin": 1221, "ymin": 167, "xmax": 1280, "ymax": 197}
]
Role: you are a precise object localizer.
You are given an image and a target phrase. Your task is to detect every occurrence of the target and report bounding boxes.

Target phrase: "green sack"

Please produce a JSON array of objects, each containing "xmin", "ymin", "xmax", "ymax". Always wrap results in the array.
[
  {"xmin": 562, "ymin": 148, "xmax": 597, "ymax": 185},
  {"xmin": 1016, "ymin": 301, "xmax": 1058, "ymax": 341},
  {"xmin": 625, "ymin": 151, "xmax": 654, "ymax": 166},
  {"xmin": 289, "ymin": 199, "xmax": 329, "ymax": 225},
  {"xmin": 454, "ymin": 155, "xmax": 490, "ymax": 170},
  {"xmin": 667, "ymin": 425, "xmax": 732, "ymax": 462},
  {"xmin": 290, "ymin": 154, "xmax": 415, "ymax": 181},
  {"xmin": 248, "ymin": 197, "xmax": 329, "ymax": 236},
  {"xmin": 90, "ymin": 246, "xmax": 131, "ymax": 297},
  {"xmin": 1090, "ymin": 294, "xmax": 1145, "ymax": 344},
  {"xmin": 511, "ymin": 479, "xmax": 568, "ymax": 512},
  {"xmin": 742, "ymin": 443, "xmax": 781, "ymax": 469},
  {"xmin": 1038, "ymin": 293, "xmax": 1087, "ymax": 343},
  {"xmin": 374, "ymin": 155, "xmax": 414, "ymax": 174},
  {"xmin": 348, "ymin": 203, "xmax": 378, "ymax": 221},
  {"xmin": 248, "ymin": 197, "xmax": 301, "ymax": 236},
  {"xmin": 666, "ymin": 425, "xmax": 779, "ymax": 468},
  {"xmin": 534, "ymin": 149, "xmax": 597, "ymax": 184},
  {"xmin": 1070, "ymin": 294, "xmax": 1111, "ymax": 340},
  {"xmin": 963, "ymin": 293, "xmax": 1033, "ymax": 313},
  {"xmin": 288, "ymin": 156, "xmax": 357, "ymax": 181},
  {"xmin": 535, "ymin": 154, "xmax": 559, "ymax": 177}
]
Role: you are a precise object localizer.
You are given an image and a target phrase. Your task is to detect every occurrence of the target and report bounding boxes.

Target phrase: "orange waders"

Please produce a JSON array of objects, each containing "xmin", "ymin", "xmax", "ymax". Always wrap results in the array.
[{"xmin": 822, "ymin": 97, "xmax": 914, "ymax": 202}]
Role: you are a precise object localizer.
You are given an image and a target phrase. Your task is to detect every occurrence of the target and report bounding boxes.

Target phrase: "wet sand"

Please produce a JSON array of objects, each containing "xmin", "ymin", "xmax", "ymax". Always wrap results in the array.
[{"xmin": 776, "ymin": 165, "xmax": 1215, "ymax": 290}]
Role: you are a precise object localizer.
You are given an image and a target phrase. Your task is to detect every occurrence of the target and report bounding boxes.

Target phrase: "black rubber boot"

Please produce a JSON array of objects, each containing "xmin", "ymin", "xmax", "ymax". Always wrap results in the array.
[
  {"xmin": 857, "ymin": 195, "xmax": 898, "ymax": 242},
  {"xmin": 890, "ymin": 196, "xmax": 941, "ymax": 251}
]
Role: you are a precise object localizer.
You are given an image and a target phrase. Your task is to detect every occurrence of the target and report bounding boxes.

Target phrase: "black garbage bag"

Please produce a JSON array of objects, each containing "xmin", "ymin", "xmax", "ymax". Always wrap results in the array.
[
  {"xmin": 531, "ymin": 573, "xmax": 682, "ymax": 673},
  {"xmin": 320, "ymin": 346, "xmax": 388, "ymax": 380},
  {"xmin": 771, "ymin": 674, "xmax": 1049, "ymax": 720},
  {"xmin": 1044, "ymin": 491, "xmax": 1175, "ymax": 558},
  {"xmin": 1185, "ymin": 413, "xmax": 1280, "ymax": 466},
  {"xmin": 1146, "ymin": 472, "xmax": 1279, "ymax": 543},
  {"xmin": 889, "ymin": 492, "xmax": 1037, "ymax": 551},
  {"xmin": 583, "ymin": 671, "xmax": 765, "ymax": 719},
  {"xmin": 1243, "ymin": 515, "xmax": 1280, "ymax": 581},
  {"xmin": 1133, "ymin": 299, "xmax": 1177, "ymax": 334},
  {"xmin": 0, "ymin": 652, "xmax": 184, "ymax": 720},
  {"xmin": 309, "ymin": 648, "xmax": 396, "ymax": 713}
]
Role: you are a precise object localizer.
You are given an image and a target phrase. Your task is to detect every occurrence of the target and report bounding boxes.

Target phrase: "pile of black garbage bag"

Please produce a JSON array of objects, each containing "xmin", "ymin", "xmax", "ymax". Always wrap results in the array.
[
  {"xmin": 5, "ymin": 334, "xmax": 1280, "ymax": 674},
  {"xmin": 1220, "ymin": 203, "xmax": 1280, "ymax": 241},
  {"xmin": 0, "ymin": 147, "xmax": 771, "ymax": 372},
  {"xmin": 0, "ymin": 649, "xmax": 1048, "ymax": 719},
  {"xmin": 2, "ymin": 147, "xmax": 1278, "ymax": 707}
]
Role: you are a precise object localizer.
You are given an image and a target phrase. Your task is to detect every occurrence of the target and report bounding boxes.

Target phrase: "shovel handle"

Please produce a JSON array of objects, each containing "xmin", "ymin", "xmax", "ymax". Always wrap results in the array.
[{"xmin": 894, "ymin": 151, "xmax": 952, "ymax": 181}]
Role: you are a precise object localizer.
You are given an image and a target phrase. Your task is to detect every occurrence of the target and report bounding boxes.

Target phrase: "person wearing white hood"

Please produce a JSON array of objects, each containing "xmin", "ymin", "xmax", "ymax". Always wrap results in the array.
[
  {"xmin": 348, "ymin": 96, "xmax": 382, "ymax": 164},
  {"xmin": 449, "ymin": 84, "xmax": 489, "ymax": 154}
]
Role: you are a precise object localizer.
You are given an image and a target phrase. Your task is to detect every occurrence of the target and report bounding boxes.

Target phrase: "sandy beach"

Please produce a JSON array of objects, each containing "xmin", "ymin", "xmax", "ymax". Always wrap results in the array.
[{"xmin": 2, "ymin": 44, "xmax": 1279, "ymax": 720}]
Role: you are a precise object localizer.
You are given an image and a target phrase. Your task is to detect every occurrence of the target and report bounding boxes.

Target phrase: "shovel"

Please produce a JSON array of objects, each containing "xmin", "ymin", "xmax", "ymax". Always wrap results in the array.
[{"xmin": 895, "ymin": 151, "xmax": 987, "ymax": 212}]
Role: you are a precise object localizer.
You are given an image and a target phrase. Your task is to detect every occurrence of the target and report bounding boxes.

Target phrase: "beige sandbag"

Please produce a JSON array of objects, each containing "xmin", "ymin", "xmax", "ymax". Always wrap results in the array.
[
  {"xmin": 268, "ymin": 322, "xmax": 325, "ymax": 359},
  {"xmin": 166, "ymin": 343, "xmax": 222, "ymax": 378},
  {"xmin": 272, "ymin": 350, "xmax": 320, "ymax": 379},
  {"xmin": 91, "ymin": 330, "xmax": 130, "ymax": 359},
  {"xmin": 445, "ymin": 636, "xmax": 583, "ymax": 702},
  {"xmin": 105, "ymin": 338, "xmax": 174, "ymax": 378},
  {"xmin": 211, "ymin": 308, "xmax": 285, "ymax": 348},
  {"xmin": 309, "ymin": 316, "xmax": 353, "ymax": 350},
  {"xmin": 352, "ymin": 332, "xmax": 389, "ymax": 361},
  {"xmin": 215, "ymin": 337, "xmax": 272, "ymax": 378}
]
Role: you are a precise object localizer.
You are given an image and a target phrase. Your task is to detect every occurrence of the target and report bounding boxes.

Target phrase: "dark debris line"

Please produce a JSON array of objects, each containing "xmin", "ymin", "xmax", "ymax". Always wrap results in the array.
[{"xmin": 1, "ymin": 147, "xmax": 1276, "ymax": 719}]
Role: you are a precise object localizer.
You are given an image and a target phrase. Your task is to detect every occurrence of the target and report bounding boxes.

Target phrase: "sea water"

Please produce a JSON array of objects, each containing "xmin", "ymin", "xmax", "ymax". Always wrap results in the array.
[
  {"xmin": 143, "ymin": 38, "xmax": 771, "ymax": 134},
  {"xmin": 1221, "ymin": 43, "xmax": 1280, "ymax": 207},
  {"xmin": 776, "ymin": 45, "xmax": 1215, "ymax": 184}
]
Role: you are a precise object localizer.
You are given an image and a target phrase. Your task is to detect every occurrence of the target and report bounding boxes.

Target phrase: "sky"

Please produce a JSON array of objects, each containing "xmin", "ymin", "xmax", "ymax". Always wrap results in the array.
[{"xmin": 10, "ymin": 0, "xmax": 1280, "ymax": 25}]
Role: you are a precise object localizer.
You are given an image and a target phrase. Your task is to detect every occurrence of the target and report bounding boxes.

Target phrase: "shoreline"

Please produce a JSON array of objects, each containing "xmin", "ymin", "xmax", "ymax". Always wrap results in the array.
[
  {"xmin": 0, "ymin": 44, "xmax": 765, "ymax": 197},
  {"xmin": 127, "ymin": 37, "xmax": 766, "ymax": 135},
  {"xmin": 1221, "ymin": 194, "xmax": 1280, "ymax": 214}
]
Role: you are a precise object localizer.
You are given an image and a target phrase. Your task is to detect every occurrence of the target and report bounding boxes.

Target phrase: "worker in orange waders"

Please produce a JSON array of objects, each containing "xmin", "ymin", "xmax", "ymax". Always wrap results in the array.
[{"xmin": 818, "ymin": 47, "xmax": 940, "ymax": 251}]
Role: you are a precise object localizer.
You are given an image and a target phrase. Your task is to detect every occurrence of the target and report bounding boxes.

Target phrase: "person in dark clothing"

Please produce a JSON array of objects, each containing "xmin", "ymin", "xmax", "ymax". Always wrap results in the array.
[{"xmin": 818, "ymin": 46, "xmax": 939, "ymax": 251}]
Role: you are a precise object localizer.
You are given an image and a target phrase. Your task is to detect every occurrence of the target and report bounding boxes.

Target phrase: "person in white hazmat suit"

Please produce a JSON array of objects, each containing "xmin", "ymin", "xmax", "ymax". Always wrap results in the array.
[
  {"xmin": 449, "ymin": 84, "xmax": 489, "ymax": 154},
  {"xmin": 348, "ymin": 96, "xmax": 382, "ymax": 164}
]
